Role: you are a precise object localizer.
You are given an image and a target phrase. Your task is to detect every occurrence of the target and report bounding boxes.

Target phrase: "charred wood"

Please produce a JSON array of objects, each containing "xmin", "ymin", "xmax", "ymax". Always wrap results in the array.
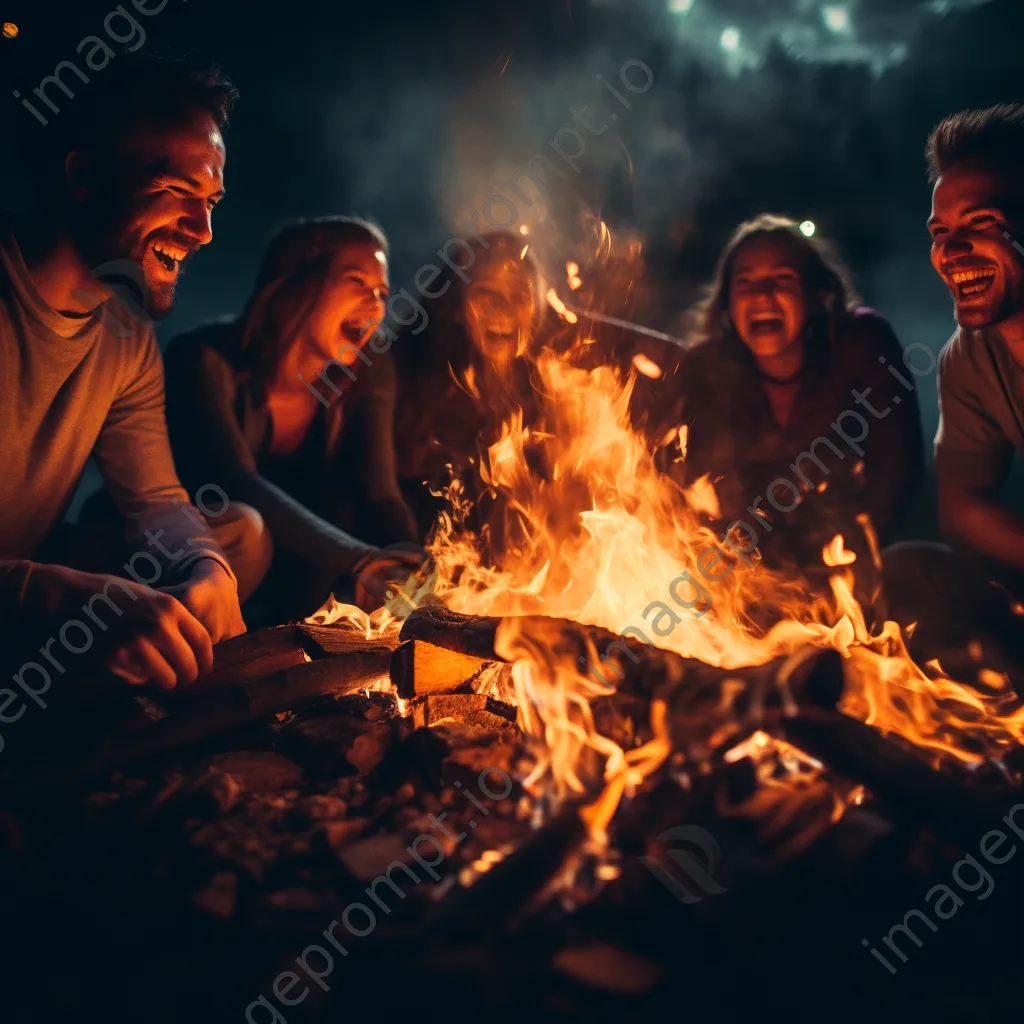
[{"xmin": 781, "ymin": 707, "xmax": 1017, "ymax": 849}]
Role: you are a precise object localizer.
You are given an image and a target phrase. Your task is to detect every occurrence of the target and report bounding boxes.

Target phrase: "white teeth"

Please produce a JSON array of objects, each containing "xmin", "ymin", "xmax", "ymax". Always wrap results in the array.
[
  {"xmin": 951, "ymin": 268, "xmax": 995, "ymax": 284},
  {"xmin": 153, "ymin": 243, "xmax": 186, "ymax": 263}
]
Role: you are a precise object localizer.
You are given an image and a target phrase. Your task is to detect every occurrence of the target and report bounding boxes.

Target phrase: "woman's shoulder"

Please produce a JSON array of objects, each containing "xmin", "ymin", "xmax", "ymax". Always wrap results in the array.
[
  {"xmin": 833, "ymin": 306, "xmax": 904, "ymax": 372},
  {"xmin": 163, "ymin": 319, "xmax": 245, "ymax": 412},
  {"xmin": 836, "ymin": 306, "xmax": 900, "ymax": 349},
  {"xmin": 165, "ymin": 317, "xmax": 238, "ymax": 365}
]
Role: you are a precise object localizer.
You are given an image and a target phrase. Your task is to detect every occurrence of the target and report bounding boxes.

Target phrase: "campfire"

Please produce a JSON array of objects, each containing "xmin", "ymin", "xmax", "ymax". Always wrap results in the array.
[{"xmin": 6, "ymin": 290, "xmax": 1024, "ymax": 1024}]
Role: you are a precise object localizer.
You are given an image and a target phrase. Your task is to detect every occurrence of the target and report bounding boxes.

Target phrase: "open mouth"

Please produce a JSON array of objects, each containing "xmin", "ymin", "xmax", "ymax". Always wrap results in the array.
[
  {"xmin": 151, "ymin": 241, "xmax": 190, "ymax": 274},
  {"xmin": 749, "ymin": 315, "xmax": 784, "ymax": 336},
  {"xmin": 949, "ymin": 266, "xmax": 997, "ymax": 299},
  {"xmin": 340, "ymin": 320, "xmax": 369, "ymax": 347}
]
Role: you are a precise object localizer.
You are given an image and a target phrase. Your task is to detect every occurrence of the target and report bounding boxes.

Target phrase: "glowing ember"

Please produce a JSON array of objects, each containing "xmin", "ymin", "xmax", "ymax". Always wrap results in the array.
[
  {"xmin": 631, "ymin": 352, "xmax": 663, "ymax": 379},
  {"xmin": 546, "ymin": 288, "xmax": 578, "ymax": 324}
]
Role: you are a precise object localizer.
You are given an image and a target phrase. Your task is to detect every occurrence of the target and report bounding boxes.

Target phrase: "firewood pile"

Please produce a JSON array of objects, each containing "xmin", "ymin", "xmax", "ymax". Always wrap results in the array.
[{"xmin": 2, "ymin": 608, "xmax": 1024, "ymax": 1024}]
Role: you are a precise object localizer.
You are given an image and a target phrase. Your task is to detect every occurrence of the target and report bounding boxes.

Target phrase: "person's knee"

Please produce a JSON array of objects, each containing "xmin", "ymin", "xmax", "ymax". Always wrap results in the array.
[{"xmin": 208, "ymin": 502, "xmax": 273, "ymax": 602}]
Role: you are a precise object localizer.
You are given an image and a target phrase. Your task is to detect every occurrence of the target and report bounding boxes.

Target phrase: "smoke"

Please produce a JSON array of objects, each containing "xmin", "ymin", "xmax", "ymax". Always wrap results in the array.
[
  {"xmin": 309, "ymin": 0, "xmax": 1009, "ymax": 317},
  {"xmin": 656, "ymin": 0, "xmax": 996, "ymax": 75}
]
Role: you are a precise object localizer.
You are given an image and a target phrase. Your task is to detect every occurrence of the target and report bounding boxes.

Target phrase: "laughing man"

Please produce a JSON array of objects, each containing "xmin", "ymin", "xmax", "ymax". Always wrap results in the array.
[
  {"xmin": 0, "ymin": 58, "xmax": 270, "ymax": 695},
  {"xmin": 885, "ymin": 104, "xmax": 1024, "ymax": 679}
]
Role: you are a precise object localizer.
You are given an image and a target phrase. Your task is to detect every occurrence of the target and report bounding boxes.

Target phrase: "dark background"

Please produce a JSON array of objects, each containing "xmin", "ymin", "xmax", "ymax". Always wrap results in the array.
[{"xmin": 1, "ymin": 0, "xmax": 1022, "ymax": 455}]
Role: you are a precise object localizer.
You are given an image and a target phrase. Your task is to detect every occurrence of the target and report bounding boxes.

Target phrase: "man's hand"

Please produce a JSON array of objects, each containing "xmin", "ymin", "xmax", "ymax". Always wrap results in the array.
[
  {"xmin": 162, "ymin": 558, "xmax": 246, "ymax": 646},
  {"xmin": 18, "ymin": 564, "xmax": 215, "ymax": 690}
]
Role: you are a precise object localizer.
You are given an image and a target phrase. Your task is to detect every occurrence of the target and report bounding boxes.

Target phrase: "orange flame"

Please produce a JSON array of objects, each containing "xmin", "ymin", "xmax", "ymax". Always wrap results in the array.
[{"xmin": 424, "ymin": 347, "xmax": 1024, "ymax": 806}]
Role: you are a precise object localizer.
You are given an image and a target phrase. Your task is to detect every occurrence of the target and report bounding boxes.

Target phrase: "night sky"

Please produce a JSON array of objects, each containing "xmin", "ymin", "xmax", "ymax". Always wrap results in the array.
[{"xmin": 2, "ymin": 0, "xmax": 1023, "ymax": 454}]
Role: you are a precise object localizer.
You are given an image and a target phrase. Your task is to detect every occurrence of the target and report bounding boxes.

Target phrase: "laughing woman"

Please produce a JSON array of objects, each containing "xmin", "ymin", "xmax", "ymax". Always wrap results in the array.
[
  {"xmin": 666, "ymin": 214, "xmax": 925, "ymax": 576},
  {"xmin": 164, "ymin": 217, "xmax": 421, "ymax": 621}
]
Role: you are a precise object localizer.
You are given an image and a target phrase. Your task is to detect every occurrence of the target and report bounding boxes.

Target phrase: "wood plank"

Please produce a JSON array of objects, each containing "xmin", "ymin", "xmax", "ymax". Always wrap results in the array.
[{"xmin": 389, "ymin": 640, "xmax": 493, "ymax": 699}]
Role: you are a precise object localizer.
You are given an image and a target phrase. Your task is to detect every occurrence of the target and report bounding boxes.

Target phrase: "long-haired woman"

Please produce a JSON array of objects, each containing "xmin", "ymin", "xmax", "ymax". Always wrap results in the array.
[
  {"xmin": 164, "ymin": 216, "xmax": 421, "ymax": 621},
  {"xmin": 393, "ymin": 231, "xmax": 549, "ymax": 535},
  {"xmin": 667, "ymin": 214, "xmax": 924, "ymax": 573}
]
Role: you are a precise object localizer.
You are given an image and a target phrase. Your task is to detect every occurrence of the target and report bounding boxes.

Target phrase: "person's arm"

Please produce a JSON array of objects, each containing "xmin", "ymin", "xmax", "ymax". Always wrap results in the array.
[
  {"xmin": 344, "ymin": 352, "xmax": 419, "ymax": 545},
  {"xmin": 92, "ymin": 329, "xmax": 243, "ymax": 644},
  {"xmin": 934, "ymin": 346, "xmax": 1024, "ymax": 570},
  {"xmin": 94, "ymin": 330, "xmax": 235, "ymax": 584},
  {"xmin": 174, "ymin": 341, "xmax": 381, "ymax": 572},
  {"xmin": 848, "ymin": 314, "xmax": 925, "ymax": 536}
]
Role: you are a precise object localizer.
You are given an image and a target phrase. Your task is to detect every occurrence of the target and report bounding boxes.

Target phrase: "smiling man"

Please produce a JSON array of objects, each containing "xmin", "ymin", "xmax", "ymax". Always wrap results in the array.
[
  {"xmin": 0, "ymin": 57, "xmax": 269, "ymax": 698},
  {"xmin": 928, "ymin": 103, "xmax": 1024, "ymax": 572},
  {"xmin": 884, "ymin": 104, "xmax": 1024, "ymax": 682}
]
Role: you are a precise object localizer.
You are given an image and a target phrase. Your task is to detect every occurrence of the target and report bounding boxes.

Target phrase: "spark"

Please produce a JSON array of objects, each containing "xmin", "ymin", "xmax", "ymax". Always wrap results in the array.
[
  {"xmin": 632, "ymin": 353, "xmax": 663, "ymax": 379},
  {"xmin": 720, "ymin": 27, "xmax": 740, "ymax": 51},
  {"xmin": 2, "ymin": 22, "xmax": 17, "ymax": 38},
  {"xmin": 800, "ymin": 220, "xmax": 817, "ymax": 237},
  {"xmin": 499, "ymin": 52, "xmax": 512, "ymax": 76},
  {"xmin": 545, "ymin": 289, "xmax": 578, "ymax": 324}
]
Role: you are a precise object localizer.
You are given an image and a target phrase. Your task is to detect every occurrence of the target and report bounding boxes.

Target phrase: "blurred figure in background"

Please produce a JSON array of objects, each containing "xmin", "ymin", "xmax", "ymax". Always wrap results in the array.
[
  {"xmin": 393, "ymin": 231, "xmax": 549, "ymax": 538},
  {"xmin": 663, "ymin": 214, "xmax": 924, "ymax": 591},
  {"xmin": 165, "ymin": 217, "xmax": 421, "ymax": 622}
]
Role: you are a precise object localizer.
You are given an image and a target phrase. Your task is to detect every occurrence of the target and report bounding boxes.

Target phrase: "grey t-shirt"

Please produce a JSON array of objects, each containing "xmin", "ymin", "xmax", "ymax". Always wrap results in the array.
[{"xmin": 935, "ymin": 326, "xmax": 1024, "ymax": 486}]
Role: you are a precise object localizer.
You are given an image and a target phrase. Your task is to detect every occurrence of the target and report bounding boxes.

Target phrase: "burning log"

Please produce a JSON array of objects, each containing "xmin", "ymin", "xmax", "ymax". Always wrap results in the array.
[
  {"xmin": 389, "ymin": 639, "xmax": 497, "ymax": 699},
  {"xmin": 409, "ymin": 693, "xmax": 517, "ymax": 730},
  {"xmin": 399, "ymin": 604, "xmax": 501, "ymax": 660},
  {"xmin": 298, "ymin": 621, "xmax": 404, "ymax": 654},
  {"xmin": 11, "ymin": 649, "xmax": 392, "ymax": 803},
  {"xmin": 172, "ymin": 625, "xmax": 316, "ymax": 694},
  {"xmin": 91, "ymin": 650, "xmax": 391, "ymax": 767},
  {"xmin": 399, "ymin": 607, "xmax": 839, "ymax": 720},
  {"xmin": 781, "ymin": 707, "xmax": 1016, "ymax": 849},
  {"xmin": 426, "ymin": 803, "xmax": 589, "ymax": 940}
]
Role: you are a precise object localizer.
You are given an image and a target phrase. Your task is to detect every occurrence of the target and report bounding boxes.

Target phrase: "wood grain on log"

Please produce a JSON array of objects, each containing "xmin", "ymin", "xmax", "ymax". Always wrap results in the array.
[
  {"xmin": 299, "ymin": 622, "xmax": 404, "ymax": 654},
  {"xmin": 389, "ymin": 639, "xmax": 493, "ymax": 699},
  {"xmin": 175, "ymin": 626, "xmax": 315, "ymax": 695}
]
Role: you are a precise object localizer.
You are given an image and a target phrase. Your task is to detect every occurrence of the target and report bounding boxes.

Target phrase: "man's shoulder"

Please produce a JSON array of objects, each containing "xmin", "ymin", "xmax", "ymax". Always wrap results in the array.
[
  {"xmin": 937, "ymin": 327, "xmax": 968, "ymax": 367},
  {"xmin": 936, "ymin": 327, "xmax": 994, "ymax": 386}
]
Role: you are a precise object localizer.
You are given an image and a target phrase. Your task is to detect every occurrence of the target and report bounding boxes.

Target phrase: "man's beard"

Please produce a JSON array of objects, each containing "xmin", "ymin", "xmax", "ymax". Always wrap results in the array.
[
  {"xmin": 956, "ymin": 278, "xmax": 1023, "ymax": 329},
  {"xmin": 78, "ymin": 213, "xmax": 193, "ymax": 322}
]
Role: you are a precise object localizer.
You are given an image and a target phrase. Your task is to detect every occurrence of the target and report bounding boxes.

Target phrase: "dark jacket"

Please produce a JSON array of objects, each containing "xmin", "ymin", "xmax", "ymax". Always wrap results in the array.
[
  {"xmin": 665, "ymin": 308, "xmax": 924, "ymax": 559},
  {"xmin": 164, "ymin": 320, "xmax": 417, "ymax": 573}
]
